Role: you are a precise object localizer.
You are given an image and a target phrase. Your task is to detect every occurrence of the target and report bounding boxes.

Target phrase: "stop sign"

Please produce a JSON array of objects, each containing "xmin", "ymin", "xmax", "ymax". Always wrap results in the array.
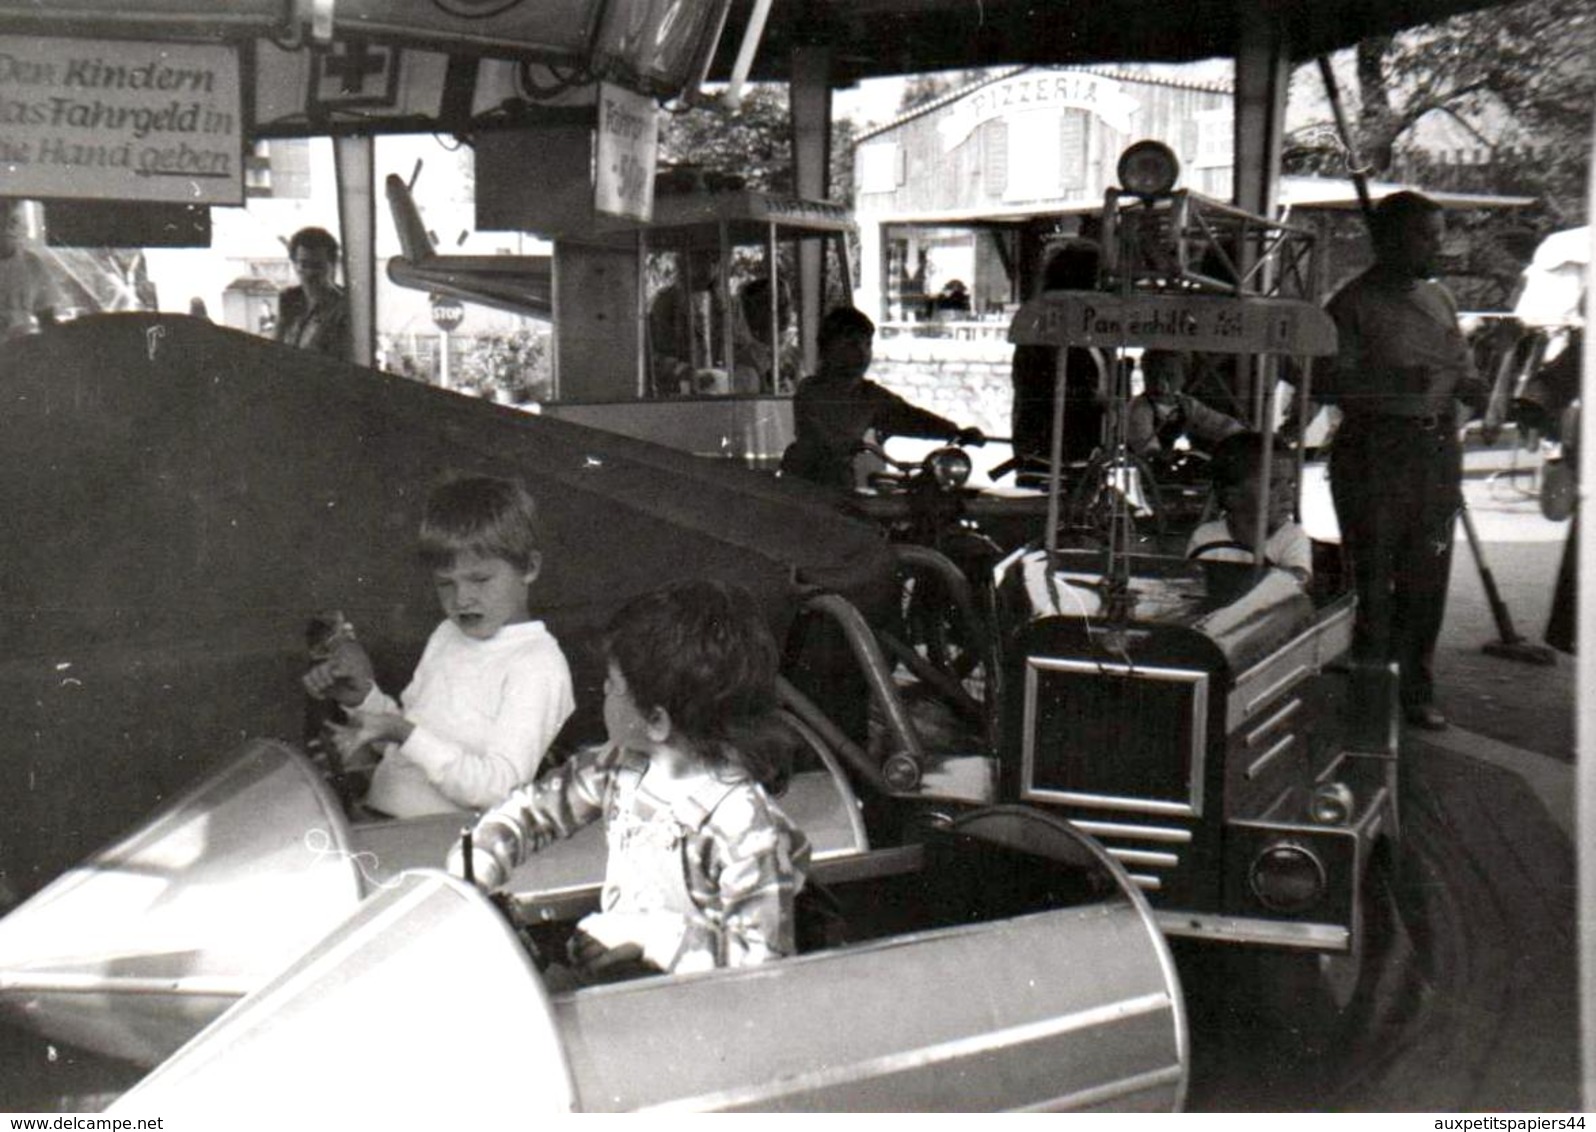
[{"xmin": 430, "ymin": 294, "xmax": 465, "ymax": 332}]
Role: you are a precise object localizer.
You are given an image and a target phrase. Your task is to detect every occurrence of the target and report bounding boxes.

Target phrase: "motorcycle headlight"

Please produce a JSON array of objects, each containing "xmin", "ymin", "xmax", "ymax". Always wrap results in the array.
[
  {"xmin": 882, "ymin": 751, "xmax": 922, "ymax": 792},
  {"xmin": 927, "ymin": 447, "xmax": 972, "ymax": 490},
  {"xmin": 1117, "ymin": 139, "xmax": 1181, "ymax": 197},
  {"xmin": 1248, "ymin": 842, "xmax": 1326, "ymax": 914},
  {"xmin": 1310, "ymin": 782, "xmax": 1355, "ymax": 826}
]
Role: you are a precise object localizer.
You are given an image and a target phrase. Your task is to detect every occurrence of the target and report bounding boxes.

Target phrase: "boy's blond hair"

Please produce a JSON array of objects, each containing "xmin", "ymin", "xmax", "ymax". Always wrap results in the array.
[{"xmin": 418, "ymin": 475, "xmax": 542, "ymax": 572}]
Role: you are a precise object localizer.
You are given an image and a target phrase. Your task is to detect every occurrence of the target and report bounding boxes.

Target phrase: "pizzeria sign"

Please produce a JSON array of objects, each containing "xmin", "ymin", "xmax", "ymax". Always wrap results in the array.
[{"xmin": 938, "ymin": 69, "xmax": 1140, "ymax": 151}]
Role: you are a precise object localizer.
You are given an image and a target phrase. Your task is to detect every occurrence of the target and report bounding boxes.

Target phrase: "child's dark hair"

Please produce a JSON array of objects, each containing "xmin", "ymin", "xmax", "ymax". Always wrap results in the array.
[
  {"xmin": 1209, "ymin": 431, "xmax": 1291, "ymax": 493},
  {"xmin": 603, "ymin": 578, "xmax": 791, "ymax": 792},
  {"xmin": 1141, "ymin": 348, "xmax": 1189, "ymax": 393},
  {"xmin": 818, "ymin": 306, "xmax": 875, "ymax": 349},
  {"xmin": 418, "ymin": 475, "xmax": 542, "ymax": 572}
]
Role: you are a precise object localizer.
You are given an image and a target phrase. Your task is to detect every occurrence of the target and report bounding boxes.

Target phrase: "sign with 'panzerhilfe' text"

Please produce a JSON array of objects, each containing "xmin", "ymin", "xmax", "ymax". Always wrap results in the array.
[
  {"xmin": 0, "ymin": 36, "xmax": 243, "ymax": 205},
  {"xmin": 1007, "ymin": 291, "xmax": 1339, "ymax": 357}
]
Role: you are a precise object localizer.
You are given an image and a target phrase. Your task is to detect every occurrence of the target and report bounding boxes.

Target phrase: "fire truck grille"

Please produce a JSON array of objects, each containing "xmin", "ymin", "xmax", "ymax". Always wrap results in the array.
[
  {"xmin": 1020, "ymin": 656, "xmax": 1210, "ymax": 820},
  {"xmin": 1066, "ymin": 819, "xmax": 1192, "ymax": 892}
]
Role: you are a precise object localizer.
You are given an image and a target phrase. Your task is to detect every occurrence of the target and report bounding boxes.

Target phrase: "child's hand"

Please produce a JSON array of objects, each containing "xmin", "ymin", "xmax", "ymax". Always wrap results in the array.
[
  {"xmin": 567, "ymin": 932, "xmax": 653, "ymax": 981},
  {"xmin": 324, "ymin": 709, "xmax": 410, "ymax": 761},
  {"xmin": 316, "ymin": 724, "xmax": 379, "ymax": 771},
  {"xmin": 445, "ymin": 837, "xmax": 509, "ymax": 890},
  {"xmin": 302, "ymin": 639, "xmax": 375, "ymax": 707},
  {"xmin": 321, "ymin": 717, "xmax": 374, "ymax": 765}
]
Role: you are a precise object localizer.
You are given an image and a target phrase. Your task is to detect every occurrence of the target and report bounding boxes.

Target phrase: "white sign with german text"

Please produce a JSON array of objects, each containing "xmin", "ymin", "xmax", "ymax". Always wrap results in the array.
[
  {"xmin": 0, "ymin": 35, "xmax": 243, "ymax": 205},
  {"xmin": 594, "ymin": 81, "xmax": 658, "ymax": 222}
]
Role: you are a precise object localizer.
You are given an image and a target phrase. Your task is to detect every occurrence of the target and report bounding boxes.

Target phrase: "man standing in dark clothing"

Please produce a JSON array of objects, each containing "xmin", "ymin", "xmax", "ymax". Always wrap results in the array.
[
  {"xmin": 1324, "ymin": 192, "xmax": 1487, "ymax": 730},
  {"xmin": 781, "ymin": 307, "xmax": 984, "ymax": 492}
]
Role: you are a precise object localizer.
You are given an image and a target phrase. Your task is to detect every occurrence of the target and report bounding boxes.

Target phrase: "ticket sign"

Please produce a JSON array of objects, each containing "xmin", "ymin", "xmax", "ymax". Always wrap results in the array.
[
  {"xmin": 0, "ymin": 35, "xmax": 243, "ymax": 205},
  {"xmin": 1007, "ymin": 291, "xmax": 1339, "ymax": 357},
  {"xmin": 593, "ymin": 81, "xmax": 658, "ymax": 222}
]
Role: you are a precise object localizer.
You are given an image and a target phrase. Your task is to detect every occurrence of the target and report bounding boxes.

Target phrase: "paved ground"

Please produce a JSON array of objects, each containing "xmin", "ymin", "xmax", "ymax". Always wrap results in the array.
[
  {"xmin": 1188, "ymin": 432, "xmax": 1582, "ymax": 1112},
  {"xmin": 1436, "ymin": 472, "xmax": 1575, "ymax": 763},
  {"xmin": 1185, "ymin": 734, "xmax": 1579, "ymax": 1112}
]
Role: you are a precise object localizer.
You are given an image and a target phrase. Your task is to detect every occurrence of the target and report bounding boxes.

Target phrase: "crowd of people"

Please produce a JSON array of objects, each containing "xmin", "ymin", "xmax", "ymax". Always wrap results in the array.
[{"xmin": 286, "ymin": 192, "xmax": 1457, "ymax": 983}]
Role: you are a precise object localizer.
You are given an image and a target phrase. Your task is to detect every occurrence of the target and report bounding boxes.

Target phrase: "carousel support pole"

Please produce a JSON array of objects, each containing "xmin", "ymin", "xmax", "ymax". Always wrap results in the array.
[
  {"xmin": 1233, "ymin": 12, "xmax": 1290, "ymax": 421},
  {"xmin": 789, "ymin": 44, "xmax": 833, "ymax": 373},
  {"xmin": 333, "ymin": 135, "xmax": 376, "ymax": 368}
]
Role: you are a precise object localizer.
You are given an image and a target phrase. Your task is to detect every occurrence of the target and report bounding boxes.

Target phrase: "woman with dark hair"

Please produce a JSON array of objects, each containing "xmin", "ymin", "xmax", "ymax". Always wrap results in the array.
[
  {"xmin": 1009, "ymin": 239, "xmax": 1107, "ymax": 471},
  {"xmin": 276, "ymin": 226, "xmax": 350, "ymax": 360}
]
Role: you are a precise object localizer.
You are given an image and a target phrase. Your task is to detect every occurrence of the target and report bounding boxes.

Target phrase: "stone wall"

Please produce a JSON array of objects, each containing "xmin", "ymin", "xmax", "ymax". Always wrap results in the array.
[{"xmin": 870, "ymin": 334, "xmax": 1015, "ymax": 437}]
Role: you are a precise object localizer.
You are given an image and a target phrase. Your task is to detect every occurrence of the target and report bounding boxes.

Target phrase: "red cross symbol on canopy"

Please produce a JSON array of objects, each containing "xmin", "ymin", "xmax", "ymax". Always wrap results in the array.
[{"xmin": 315, "ymin": 38, "xmax": 397, "ymax": 105}]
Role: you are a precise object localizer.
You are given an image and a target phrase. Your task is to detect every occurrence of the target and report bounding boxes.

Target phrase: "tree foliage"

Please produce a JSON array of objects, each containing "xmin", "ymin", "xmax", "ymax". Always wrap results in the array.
[
  {"xmin": 896, "ymin": 69, "xmax": 998, "ymax": 115},
  {"xmin": 658, "ymin": 84, "xmax": 797, "ymax": 193},
  {"xmin": 656, "ymin": 83, "xmax": 857, "ymax": 205},
  {"xmin": 651, "ymin": 85, "xmax": 859, "ymax": 305},
  {"xmin": 1285, "ymin": 0, "xmax": 1593, "ymax": 225},
  {"xmin": 456, "ymin": 328, "xmax": 552, "ymax": 405}
]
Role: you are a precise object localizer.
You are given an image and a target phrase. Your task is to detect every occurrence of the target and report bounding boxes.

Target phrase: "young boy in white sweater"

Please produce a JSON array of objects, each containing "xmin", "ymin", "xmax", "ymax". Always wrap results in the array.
[{"xmin": 303, "ymin": 475, "xmax": 574, "ymax": 817}]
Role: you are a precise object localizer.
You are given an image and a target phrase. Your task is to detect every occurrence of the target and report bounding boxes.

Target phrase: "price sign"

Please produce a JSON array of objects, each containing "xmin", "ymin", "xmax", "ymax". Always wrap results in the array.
[
  {"xmin": 594, "ymin": 81, "xmax": 658, "ymax": 222},
  {"xmin": 430, "ymin": 294, "xmax": 465, "ymax": 332}
]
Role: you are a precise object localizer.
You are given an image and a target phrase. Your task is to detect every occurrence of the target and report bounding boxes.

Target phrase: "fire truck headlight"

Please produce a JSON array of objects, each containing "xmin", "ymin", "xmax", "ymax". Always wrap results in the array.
[
  {"xmin": 927, "ymin": 447, "xmax": 973, "ymax": 490},
  {"xmin": 1117, "ymin": 140, "xmax": 1181, "ymax": 197},
  {"xmin": 1310, "ymin": 782, "xmax": 1356, "ymax": 825},
  {"xmin": 1248, "ymin": 842, "xmax": 1326, "ymax": 914}
]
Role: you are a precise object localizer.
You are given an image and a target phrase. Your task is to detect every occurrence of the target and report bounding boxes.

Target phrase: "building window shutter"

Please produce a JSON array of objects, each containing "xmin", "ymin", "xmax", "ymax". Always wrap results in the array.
[
  {"xmin": 858, "ymin": 142, "xmax": 902, "ymax": 195},
  {"xmin": 1060, "ymin": 110, "xmax": 1088, "ymax": 192},
  {"xmin": 984, "ymin": 119, "xmax": 1008, "ymax": 197}
]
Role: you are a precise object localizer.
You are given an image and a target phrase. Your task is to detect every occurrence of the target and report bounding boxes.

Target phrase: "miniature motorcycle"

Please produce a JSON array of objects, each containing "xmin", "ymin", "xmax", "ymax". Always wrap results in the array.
[{"xmin": 844, "ymin": 442, "xmax": 1024, "ymax": 740}]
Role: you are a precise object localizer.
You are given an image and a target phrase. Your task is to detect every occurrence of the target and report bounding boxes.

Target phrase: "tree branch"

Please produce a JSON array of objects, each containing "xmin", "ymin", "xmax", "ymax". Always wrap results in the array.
[{"xmin": 1385, "ymin": 79, "xmax": 1495, "ymax": 146}]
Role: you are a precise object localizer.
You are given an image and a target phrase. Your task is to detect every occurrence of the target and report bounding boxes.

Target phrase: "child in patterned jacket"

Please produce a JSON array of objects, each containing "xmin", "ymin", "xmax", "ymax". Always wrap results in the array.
[{"xmin": 450, "ymin": 578, "xmax": 809, "ymax": 979}]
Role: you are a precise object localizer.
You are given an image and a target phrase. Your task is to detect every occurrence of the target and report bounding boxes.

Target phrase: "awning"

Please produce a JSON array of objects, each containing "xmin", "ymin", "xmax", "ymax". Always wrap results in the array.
[{"xmin": 1279, "ymin": 176, "xmax": 1536, "ymax": 212}]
